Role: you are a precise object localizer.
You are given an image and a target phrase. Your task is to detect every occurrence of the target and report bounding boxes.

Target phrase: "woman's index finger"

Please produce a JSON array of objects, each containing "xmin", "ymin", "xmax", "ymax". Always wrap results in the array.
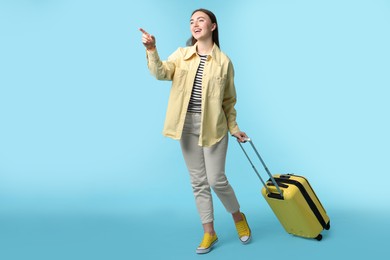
[{"xmin": 139, "ymin": 28, "xmax": 149, "ymax": 35}]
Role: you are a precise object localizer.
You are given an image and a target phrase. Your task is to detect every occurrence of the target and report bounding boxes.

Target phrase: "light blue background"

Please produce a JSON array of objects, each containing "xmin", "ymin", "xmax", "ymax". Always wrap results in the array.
[{"xmin": 1, "ymin": 0, "xmax": 389, "ymax": 259}]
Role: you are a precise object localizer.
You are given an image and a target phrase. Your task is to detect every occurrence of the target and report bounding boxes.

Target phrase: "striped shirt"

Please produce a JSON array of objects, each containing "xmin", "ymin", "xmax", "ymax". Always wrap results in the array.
[{"xmin": 187, "ymin": 54, "xmax": 207, "ymax": 113}]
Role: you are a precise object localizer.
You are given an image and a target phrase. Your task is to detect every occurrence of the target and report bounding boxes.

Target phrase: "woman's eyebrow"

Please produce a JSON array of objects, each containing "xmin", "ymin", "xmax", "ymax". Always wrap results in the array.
[{"xmin": 190, "ymin": 16, "xmax": 206, "ymax": 22}]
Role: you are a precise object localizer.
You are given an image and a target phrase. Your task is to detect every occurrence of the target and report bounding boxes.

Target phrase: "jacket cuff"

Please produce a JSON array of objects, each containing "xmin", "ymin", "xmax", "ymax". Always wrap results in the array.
[
  {"xmin": 229, "ymin": 125, "xmax": 240, "ymax": 136},
  {"xmin": 146, "ymin": 48, "xmax": 160, "ymax": 62}
]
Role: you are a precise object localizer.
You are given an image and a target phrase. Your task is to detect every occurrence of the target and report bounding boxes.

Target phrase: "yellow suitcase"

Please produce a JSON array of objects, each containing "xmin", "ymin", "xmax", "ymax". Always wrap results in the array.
[{"xmin": 238, "ymin": 138, "xmax": 330, "ymax": 240}]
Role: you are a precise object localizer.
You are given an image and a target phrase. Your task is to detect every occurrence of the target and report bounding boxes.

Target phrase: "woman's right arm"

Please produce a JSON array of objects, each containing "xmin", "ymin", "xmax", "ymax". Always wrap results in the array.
[{"xmin": 139, "ymin": 28, "xmax": 176, "ymax": 81}]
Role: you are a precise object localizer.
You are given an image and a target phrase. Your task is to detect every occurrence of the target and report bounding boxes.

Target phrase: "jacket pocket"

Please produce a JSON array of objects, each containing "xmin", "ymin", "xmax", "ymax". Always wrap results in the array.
[
  {"xmin": 172, "ymin": 68, "xmax": 188, "ymax": 91},
  {"xmin": 208, "ymin": 75, "xmax": 226, "ymax": 97}
]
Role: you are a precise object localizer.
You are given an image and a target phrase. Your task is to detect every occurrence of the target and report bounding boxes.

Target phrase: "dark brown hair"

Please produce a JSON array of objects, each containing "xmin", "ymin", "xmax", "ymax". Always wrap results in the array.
[{"xmin": 186, "ymin": 8, "xmax": 220, "ymax": 48}]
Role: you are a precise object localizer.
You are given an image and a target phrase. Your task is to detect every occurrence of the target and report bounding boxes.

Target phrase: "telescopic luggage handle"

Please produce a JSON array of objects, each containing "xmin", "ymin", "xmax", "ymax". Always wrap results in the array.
[{"xmin": 238, "ymin": 138, "xmax": 284, "ymax": 198}]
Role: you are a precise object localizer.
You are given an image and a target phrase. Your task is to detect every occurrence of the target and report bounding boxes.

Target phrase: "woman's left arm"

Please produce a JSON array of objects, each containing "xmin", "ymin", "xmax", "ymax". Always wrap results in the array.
[{"xmin": 222, "ymin": 61, "xmax": 248, "ymax": 143}]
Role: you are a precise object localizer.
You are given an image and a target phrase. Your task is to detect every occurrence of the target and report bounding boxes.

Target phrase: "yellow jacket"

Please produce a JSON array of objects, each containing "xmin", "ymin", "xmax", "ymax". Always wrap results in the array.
[{"xmin": 146, "ymin": 43, "xmax": 240, "ymax": 147}]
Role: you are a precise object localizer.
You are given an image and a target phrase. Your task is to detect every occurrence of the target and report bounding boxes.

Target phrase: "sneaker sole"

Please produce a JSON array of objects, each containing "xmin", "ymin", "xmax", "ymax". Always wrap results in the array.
[
  {"xmin": 196, "ymin": 239, "xmax": 218, "ymax": 254},
  {"xmin": 240, "ymin": 234, "xmax": 252, "ymax": 244}
]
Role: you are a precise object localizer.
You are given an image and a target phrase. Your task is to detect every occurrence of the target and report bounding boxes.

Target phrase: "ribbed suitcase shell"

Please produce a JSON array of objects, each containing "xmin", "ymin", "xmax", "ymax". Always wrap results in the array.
[{"xmin": 261, "ymin": 174, "xmax": 330, "ymax": 239}]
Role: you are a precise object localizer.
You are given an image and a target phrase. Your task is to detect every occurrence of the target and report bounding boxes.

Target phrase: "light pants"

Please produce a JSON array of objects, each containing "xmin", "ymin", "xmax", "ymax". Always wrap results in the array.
[{"xmin": 180, "ymin": 113, "xmax": 240, "ymax": 224}]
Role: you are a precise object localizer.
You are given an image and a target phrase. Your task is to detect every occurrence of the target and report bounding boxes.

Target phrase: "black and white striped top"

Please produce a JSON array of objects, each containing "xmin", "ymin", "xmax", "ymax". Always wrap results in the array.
[{"xmin": 187, "ymin": 54, "xmax": 207, "ymax": 113}]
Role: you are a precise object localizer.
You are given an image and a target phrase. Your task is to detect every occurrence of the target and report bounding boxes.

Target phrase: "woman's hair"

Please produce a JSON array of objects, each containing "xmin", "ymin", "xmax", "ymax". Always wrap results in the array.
[{"xmin": 186, "ymin": 8, "xmax": 220, "ymax": 48}]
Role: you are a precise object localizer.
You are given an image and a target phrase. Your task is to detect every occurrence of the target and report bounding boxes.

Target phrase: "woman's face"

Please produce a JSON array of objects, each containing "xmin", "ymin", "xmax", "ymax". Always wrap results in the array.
[{"xmin": 190, "ymin": 11, "xmax": 216, "ymax": 42}]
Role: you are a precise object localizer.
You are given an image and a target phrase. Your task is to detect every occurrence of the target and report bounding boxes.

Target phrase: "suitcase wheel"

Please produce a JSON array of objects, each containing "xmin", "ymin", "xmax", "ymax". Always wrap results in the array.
[{"xmin": 315, "ymin": 234, "xmax": 323, "ymax": 241}]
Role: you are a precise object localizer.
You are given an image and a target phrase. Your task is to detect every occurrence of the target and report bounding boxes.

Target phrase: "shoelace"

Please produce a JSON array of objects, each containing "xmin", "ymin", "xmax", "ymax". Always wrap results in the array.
[
  {"xmin": 199, "ymin": 234, "xmax": 216, "ymax": 248},
  {"xmin": 235, "ymin": 220, "xmax": 250, "ymax": 236}
]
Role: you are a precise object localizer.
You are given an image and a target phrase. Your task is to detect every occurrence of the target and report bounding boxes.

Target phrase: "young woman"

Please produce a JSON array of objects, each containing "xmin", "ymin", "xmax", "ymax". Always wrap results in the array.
[{"xmin": 140, "ymin": 8, "xmax": 251, "ymax": 254}]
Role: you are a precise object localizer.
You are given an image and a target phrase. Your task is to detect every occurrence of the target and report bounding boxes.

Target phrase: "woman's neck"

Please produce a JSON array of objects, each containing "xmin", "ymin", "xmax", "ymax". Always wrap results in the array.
[{"xmin": 196, "ymin": 39, "xmax": 214, "ymax": 55}]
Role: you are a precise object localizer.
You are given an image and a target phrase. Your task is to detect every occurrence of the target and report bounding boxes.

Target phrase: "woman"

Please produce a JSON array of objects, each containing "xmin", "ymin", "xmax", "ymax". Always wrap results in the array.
[{"xmin": 139, "ymin": 8, "xmax": 251, "ymax": 254}]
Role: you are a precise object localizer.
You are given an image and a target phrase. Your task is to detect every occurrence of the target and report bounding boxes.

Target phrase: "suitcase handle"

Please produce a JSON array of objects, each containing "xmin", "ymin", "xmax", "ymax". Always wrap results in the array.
[{"xmin": 238, "ymin": 138, "xmax": 284, "ymax": 198}]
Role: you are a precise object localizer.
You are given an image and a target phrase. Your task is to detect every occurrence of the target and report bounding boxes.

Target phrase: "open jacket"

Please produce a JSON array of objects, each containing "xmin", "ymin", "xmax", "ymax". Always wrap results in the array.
[{"xmin": 146, "ymin": 43, "xmax": 240, "ymax": 147}]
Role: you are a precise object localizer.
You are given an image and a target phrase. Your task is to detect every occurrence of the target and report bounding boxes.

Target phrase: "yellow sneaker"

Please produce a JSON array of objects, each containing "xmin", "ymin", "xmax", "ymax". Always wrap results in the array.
[
  {"xmin": 196, "ymin": 233, "xmax": 218, "ymax": 254},
  {"xmin": 235, "ymin": 213, "xmax": 251, "ymax": 244}
]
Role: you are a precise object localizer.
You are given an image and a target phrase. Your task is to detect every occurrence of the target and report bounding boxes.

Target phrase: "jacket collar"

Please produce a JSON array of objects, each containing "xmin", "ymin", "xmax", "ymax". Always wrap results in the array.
[
  {"xmin": 183, "ymin": 44, "xmax": 197, "ymax": 60},
  {"xmin": 184, "ymin": 42, "xmax": 221, "ymax": 64}
]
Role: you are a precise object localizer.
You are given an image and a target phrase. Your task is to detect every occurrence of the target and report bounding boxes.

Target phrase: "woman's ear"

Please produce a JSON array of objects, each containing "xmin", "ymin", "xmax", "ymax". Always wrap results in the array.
[{"xmin": 211, "ymin": 23, "xmax": 217, "ymax": 31}]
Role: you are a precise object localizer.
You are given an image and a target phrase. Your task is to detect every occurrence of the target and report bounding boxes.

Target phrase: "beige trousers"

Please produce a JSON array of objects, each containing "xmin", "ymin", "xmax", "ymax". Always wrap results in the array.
[{"xmin": 180, "ymin": 113, "xmax": 240, "ymax": 224}]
